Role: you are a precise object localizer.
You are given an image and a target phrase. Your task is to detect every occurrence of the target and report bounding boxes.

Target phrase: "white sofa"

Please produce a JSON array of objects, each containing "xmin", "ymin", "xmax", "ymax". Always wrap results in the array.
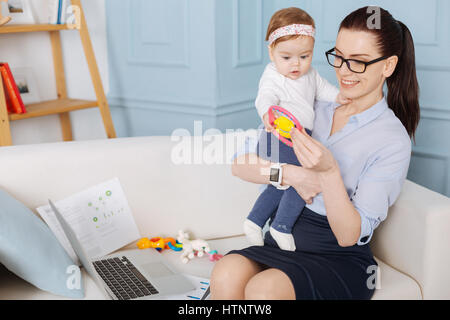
[{"xmin": 0, "ymin": 133, "xmax": 449, "ymax": 300}]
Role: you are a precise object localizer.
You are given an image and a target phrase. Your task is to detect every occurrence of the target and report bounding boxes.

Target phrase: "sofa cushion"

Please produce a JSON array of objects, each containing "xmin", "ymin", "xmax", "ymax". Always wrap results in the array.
[
  {"xmin": 371, "ymin": 258, "xmax": 422, "ymax": 300},
  {"xmin": 0, "ymin": 236, "xmax": 420, "ymax": 300},
  {"xmin": 0, "ymin": 189, "xmax": 84, "ymax": 299}
]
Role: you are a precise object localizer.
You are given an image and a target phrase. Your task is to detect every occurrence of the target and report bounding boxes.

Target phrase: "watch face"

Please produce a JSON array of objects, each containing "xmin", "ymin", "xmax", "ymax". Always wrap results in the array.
[{"xmin": 270, "ymin": 168, "xmax": 280, "ymax": 183}]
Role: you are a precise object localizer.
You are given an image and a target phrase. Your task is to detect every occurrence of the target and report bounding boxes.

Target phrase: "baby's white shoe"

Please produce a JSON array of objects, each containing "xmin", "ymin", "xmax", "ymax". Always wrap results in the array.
[
  {"xmin": 244, "ymin": 219, "xmax": 264, "ymax": 246},
  {"xmin": 269, "ymin": 227, "xmax": 296, "ymax": 251}
]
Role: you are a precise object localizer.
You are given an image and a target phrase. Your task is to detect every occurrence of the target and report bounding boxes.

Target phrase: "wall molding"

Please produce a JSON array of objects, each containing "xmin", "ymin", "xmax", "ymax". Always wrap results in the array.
[
  {"xmin": 410, "ymin": 146, "xmax": 449, "ymax": 195},
  {"xmin": 107, "ymin": 95, "xmax": 255, "ymax": 117},
  {"xmin": 108, "ymin": 96, "xmax": 215, "ymax": 116},
  {"xmin": 109, "ymin": 95, "xmax": 450, "ymax": 121},
  {"xmin": 127, "ymin": 0, "xmax": 190, "ymax": 68},
  {"xmin": 231, "ymin": 0, "xmax": 264, "ymax": 68},
  {"xmin": 412, "ymin": 146, "xmax": 450, "ymax": 160},
  {"xmin": 420, "ymin": 104, "xmax": 450, "ymax": 121}
]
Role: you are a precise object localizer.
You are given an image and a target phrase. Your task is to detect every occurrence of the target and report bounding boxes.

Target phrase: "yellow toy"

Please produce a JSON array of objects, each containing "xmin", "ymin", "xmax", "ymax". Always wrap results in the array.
[
  {"xmin": 268, "ymin": 105, "xmax": 303, "ymax": 147},
  {"xmin": 137, "ymin": 237, "xmax": 178, "ymax": 252},
  {"xmin": 273, "ymin": 115, "xmax": 296, "ymax": 139}
]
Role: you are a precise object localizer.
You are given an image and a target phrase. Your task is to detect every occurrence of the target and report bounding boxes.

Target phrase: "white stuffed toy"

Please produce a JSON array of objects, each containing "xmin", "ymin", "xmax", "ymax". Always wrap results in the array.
[{"xmin": 177, "ymin": 230, "xmax": 211, "ymax": 264}]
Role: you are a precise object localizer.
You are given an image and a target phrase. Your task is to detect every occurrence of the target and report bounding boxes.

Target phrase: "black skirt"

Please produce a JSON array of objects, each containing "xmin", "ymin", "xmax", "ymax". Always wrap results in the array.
[{"xmin": 229, "ymin": 207, "xmax": 377, "ymax": 300}]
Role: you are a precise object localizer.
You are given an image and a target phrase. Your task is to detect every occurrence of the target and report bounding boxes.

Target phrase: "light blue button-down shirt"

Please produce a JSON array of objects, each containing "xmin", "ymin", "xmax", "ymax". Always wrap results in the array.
[{"xmin": 234, "ymin": 98, "xmax": 412, "ymax": 246}]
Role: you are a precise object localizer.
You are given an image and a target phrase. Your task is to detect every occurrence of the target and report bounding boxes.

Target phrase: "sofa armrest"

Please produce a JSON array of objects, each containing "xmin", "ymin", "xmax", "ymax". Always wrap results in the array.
[{"xmin": 370, "ymin": 180, "xmax": 450, "ymax": 299}]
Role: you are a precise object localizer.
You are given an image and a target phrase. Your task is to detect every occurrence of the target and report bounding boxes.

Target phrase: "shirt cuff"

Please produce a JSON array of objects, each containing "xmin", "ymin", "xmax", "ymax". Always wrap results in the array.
[{"xmin": 356, "ymin": 208, "xmax": 375, "ymax": 246}]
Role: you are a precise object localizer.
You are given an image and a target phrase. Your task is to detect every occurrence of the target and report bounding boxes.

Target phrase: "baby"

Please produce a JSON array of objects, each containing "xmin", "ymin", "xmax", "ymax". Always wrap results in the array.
[{"xmin": 244, "ymin": 7, "xmax": 349, "ymax": 251}]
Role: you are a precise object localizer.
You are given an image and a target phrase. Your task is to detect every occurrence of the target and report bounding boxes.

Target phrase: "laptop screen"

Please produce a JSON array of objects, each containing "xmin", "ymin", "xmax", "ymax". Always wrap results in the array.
[{"xmin": 49, "ymin": 200, "xmax": 111, "ymax": 299}]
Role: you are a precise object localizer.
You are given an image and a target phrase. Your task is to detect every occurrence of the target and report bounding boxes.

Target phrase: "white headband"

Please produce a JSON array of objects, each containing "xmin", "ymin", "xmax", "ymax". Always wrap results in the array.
[{"xmin": 268, "ymin": 24, "xmax": 316, "ymax": 45}]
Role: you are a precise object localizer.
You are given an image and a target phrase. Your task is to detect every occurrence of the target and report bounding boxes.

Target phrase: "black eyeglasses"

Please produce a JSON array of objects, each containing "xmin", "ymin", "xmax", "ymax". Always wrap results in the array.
[{"xmin": 325, "ymin": 48, "xmax": 390, "ymax": 73}]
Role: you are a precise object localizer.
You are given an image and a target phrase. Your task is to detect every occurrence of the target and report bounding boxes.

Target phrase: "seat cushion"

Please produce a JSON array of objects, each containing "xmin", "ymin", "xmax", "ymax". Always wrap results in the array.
[
  {"xmin": 371, "ymin": 257, "xmax": 422, "ymax": 300},
  {"xmin": 0, "ymin": 236, "xmax": 421, "ymax": 300}
]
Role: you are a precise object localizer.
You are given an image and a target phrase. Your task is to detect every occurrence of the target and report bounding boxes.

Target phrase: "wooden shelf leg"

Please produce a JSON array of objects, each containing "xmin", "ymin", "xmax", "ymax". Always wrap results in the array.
[
  {"xmin": 59, "ymin": 112, "xmax": 73, "ymax": 141},
  {"xmin": 72, "ymin": 0, "xmax": 117, "ymax": 139},
  {"xmin": 50, "ymin": 30, "xmax": 74, "ymax": 141},
  {"xmin": 0, "ymin": 75, "xmax": 12, "ymax": 146}
]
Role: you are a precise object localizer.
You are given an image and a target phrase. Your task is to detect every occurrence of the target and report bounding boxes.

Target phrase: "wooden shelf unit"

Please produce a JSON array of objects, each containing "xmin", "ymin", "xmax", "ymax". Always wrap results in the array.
[
  {"xmin": 0, "ymin": 0, "xmax": 116, "ymax": 146},
  {"xmin": 0, "ymin": 23, "xmax": 72, "ymax": 34},
  {"xmin": 8, "ymin": 98, "xmax": 98, "ymax": 121}
]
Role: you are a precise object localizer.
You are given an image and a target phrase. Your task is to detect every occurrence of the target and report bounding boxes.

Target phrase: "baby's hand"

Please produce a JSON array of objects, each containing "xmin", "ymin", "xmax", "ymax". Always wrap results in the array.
[
  {"xmin": 263, "ymin": 110, "xmax": 277, "ymax": 132},
  {"xmin": 336, "ymin": 92, "xmax": 352, "ymax": 105}
]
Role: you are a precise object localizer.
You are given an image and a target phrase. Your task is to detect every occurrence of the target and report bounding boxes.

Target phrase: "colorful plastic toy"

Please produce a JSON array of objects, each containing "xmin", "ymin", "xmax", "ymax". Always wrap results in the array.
[
  {"xmin": 207, "ymin": 250, "xmax": 223, "ymax": 262},
  {"xmin": 136, "ymin": 237, "xmax": 178, "ymax": 252},
  {"xmin": 137, "ymin": 237, "xmax": 152, "ymax": 249},
  {"xmin": 177, "ymin": 230, "xmax": 212, "ymax": 264},
  {"xmin": 167, "ymin": 240, "xmax": 183, "ymax": 252},
  {"xmin": 268, "ymin": 105, "xmax": 303, "ymax": 147},
  {"xmin": 138, "ymin": 232, "xmax": 223, "ymax": 262}
]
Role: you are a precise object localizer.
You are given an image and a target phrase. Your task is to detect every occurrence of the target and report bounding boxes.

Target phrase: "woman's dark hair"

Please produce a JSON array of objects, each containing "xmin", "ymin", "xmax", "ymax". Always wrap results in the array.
[{"xmin": 340, "ymin": 7, "xmax": 420, "ymax": 140}]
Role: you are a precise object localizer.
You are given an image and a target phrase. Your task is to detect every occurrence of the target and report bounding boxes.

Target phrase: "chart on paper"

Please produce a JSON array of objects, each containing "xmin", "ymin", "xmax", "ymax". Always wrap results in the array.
[
  {"xmin": 37, "ymin": 178, "xmax": 140, "ymax": 265},
  {"xmin": 86, "ymin": 187, "xmax": 127, "ymax": 236}
]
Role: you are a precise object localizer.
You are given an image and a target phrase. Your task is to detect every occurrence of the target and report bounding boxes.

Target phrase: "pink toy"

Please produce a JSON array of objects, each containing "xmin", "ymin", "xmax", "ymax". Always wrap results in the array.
[
  {"xmin": 207, "ymin": 250, "xmax": 223, "ymax": 262},
  {"xmin": 268, "ymin": 105, "xmax": 303, "ymax": 147}
]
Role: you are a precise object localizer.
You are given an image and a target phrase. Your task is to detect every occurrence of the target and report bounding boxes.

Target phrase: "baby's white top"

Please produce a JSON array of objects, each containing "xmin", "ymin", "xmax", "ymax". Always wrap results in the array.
[{"xmin": 255, "ymin": 62, "xmax": 339, "ymax": 130}]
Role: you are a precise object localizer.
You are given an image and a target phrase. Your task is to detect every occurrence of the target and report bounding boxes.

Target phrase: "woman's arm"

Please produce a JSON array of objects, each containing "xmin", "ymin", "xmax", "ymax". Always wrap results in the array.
[
  {"xmin": 231, "ymin": 153, "xmax": 271, "ymax": 185},
  {"xmin": 290, "ymin": 128, "xmax": 361, "ymax": 247},
  {"xmin": 319, "ymin": 168, "xmax": 361, "ymax": 247},
  {"xmin": 232, "ymin": 153, "xmax": 322, "ymax": 205}
]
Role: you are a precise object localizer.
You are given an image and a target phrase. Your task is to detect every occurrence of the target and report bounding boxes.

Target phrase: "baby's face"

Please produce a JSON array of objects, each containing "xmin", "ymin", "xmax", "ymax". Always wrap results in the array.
[{"xmin": 269, "ymin": 36, "xmax": 315, "ymax": 80}]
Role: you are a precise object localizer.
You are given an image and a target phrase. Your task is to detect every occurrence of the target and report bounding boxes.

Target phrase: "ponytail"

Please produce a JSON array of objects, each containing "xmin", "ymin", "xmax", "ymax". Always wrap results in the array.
[
  {"xmin": 340, "ymin": 7, "xmax": 420, "ymax": 140},
  {"xmin": 386, "ymin": 21, "xmax": 420, "ymax": 141}
]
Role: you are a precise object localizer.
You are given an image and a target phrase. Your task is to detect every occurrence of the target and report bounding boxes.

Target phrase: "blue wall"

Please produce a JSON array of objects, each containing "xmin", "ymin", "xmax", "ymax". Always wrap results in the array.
[
  {"xmin": 106, "ymin": 0, "xmax": 272, "ymax": 135},
  {"xmin": 106, "ymin": 0, "xmax": 450, "ymax": 197}
]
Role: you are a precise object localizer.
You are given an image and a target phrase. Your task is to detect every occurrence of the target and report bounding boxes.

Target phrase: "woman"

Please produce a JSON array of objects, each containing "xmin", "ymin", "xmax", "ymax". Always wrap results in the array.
[{"xmin": 210, "ymin": 6, "xmax": 420, "ymax": 300}]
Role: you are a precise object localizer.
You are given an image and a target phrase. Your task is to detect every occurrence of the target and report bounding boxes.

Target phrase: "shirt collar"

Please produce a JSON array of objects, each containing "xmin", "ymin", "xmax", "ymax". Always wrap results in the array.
[
  {"xmin": 330, "ymin": 97, "xmax": 388, "ymax": 126},
  {"xmin": 323, "ymin": 97, "xmax": 388, "ymax": 147}
]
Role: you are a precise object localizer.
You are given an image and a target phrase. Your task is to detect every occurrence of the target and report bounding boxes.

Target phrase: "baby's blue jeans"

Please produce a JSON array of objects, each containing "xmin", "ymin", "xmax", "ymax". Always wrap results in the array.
[{"xmin": 247, "ymin": 129, "xmax": 311, "ymax": 233}]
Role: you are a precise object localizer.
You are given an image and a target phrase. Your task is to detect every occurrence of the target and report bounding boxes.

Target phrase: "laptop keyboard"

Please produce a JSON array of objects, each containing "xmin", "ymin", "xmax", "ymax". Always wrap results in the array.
[{"xmin": 93, "ymin": 256, "xmax": 159, "ymax": 300}]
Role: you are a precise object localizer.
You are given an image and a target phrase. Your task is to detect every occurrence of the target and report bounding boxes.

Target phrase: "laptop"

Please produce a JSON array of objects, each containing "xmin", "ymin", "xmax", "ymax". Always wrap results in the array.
[{"xmin": 49, "ymin": 200, "xmax": 195, "ymax": 300}]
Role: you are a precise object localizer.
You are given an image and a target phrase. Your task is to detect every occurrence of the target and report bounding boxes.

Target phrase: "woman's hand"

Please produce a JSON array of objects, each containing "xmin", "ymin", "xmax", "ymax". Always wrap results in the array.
[
  {"xmin": 283, "ymin": 165, "xmax": 321, "ymax": 205},
  {"xmin": 290, "ymin": 127, "xmax": 339, "ymax": 176}
]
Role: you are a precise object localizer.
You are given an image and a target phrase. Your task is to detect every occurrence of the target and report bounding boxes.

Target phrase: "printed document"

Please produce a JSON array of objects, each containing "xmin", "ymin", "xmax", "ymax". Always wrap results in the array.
[{"xmin": 37, "ymin": 178, "xmax": 140, "ymax": 265}]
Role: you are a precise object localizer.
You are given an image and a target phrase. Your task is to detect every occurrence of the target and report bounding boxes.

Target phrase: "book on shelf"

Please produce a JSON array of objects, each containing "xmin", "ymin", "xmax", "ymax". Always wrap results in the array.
[
  {"xmin": 1, "ymin": 77, "xmax": 14, "ymax": 114},
  {"xmin": 48, "ymin": 0, "xmax": 59, "ymax": 24},
  {"xmin": 0, "ymin": 63, "xmax": 26, "ymax": 114},
  {"xmin": 48, "ymin": 0, "xmax": 71, "ymax": 24},
  {"xmin": 60, "ymin": 0, "xmax": 71, "ymax": 24}
]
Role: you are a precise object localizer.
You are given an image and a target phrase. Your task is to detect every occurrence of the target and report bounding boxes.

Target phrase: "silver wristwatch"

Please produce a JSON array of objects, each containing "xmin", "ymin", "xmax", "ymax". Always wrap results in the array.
[{"xmin": 269, "ymin": 163, "xmax": 289, "ymax": 190}]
